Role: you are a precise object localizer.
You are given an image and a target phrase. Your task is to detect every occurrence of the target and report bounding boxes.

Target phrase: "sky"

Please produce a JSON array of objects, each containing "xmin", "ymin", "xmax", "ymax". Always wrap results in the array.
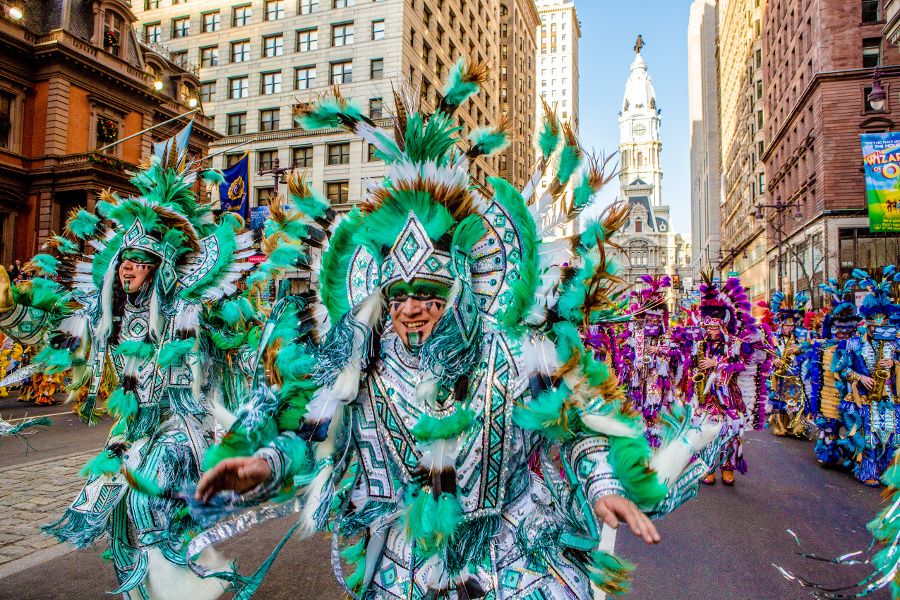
[{"xmin": 575, "ymin": 1, "xmax": 693, "ymax": 235}]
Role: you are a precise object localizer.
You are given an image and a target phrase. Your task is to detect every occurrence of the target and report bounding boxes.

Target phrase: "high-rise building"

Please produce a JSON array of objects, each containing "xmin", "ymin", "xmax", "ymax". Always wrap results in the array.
[
  {"xmin": 716, "ymin": 0, "xmax": 768, "ymax": 304},
  {"xmin": 135, "ymin": 0, "xmax": 536, "ymax": 214},
  {"xmin": 499, "ymin": 1, "xmax": 540, "ymax": 189},
  {"xmin": 687, "ymin": 0, "xmax": 721, "ymax": 280},
  {"xmin": 0, "ymin": 0, "xmax": 218, "ymax": 264},
  {"xmin": 611, "ymin": 40, "xmax": 691, "ymax": 294},
  {"xmin": 762, "ymin": 0, "xmax": 900, "ymax": 304},
  {"xmin": 533, "ymin": 0, "xmax": 579, "ymax": 235}
]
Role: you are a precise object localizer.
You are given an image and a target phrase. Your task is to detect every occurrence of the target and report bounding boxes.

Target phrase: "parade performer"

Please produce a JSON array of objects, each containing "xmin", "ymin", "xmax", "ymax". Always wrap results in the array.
[
  {"xmin": 690, "ymin": 273, "xmax": 747, "ymax": 486},
  {"xmin": 0, "ymin": 140, "xmax": 256, "ymax": 597},
  {"xmin": 768, "ymin": 291, "xmax": 810, "ymax": 438},
  {"xmin": 732, "ymin": 280, "xmax": 771, "ymax": 437},
  {"xmin": 841, "ymin": 268, "xmax": 900, "ymax": 485},
  {"xmin": 805, "ymin": 279, "xmax": 860, "ymax": 467},
  {"xmin": 188, "ymin": 63, "xmax": 725, "ymax": 599},
  {"xmin": 619, "ymin": 275, "xmax": 686, "ymax": 447}
]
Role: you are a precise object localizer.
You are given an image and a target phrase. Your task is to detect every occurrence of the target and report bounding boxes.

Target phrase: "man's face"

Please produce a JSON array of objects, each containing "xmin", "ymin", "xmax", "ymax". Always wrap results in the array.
[
  {"xmin": 388, "ymin": 280, "xmax": 449, "ymax": 348},
  {"xmin": 834, "ymin": 326, "xmax": 853, "ymax": 341},
  {"xmin": 781, "ymin": 321, "xmax": 795, "ymax": 337},
  {"xmin": 644, "ymin": 313, "xmax": 664, "ymax": 336},
  {"xmin": 703, "ymin": 318, "xmax": 723, "ymax": 340},
  {"xmin": 118, "ymin": 259, "xmax": 156, "ymax": 293}
]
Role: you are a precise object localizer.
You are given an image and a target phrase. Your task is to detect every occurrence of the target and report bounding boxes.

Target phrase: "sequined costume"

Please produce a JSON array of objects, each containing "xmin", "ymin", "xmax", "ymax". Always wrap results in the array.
[
  {"xmin": 688, "ymin": 274, "xmax": 749, "ymax": 482},
  {"xmin": 0, "ymin": 138, "xmax": 256, "ymax": 597},
  {"xmin": 839, "ymin": 268, "xmax": 900, "ymax": 485},
  {"xmin": 618, "ymin": 276, "xmax": 686, "ymax": 447},
  {"xmin": 186, "ymin": 64, "xmax": 724, "ymax": 599},
  {"xmin": 767, "ymin": 292, "xmax": 810, "ymax": 438},
  {"xmin": 806, "ymin": 279, "xmax": 861, "ymax": 467}
]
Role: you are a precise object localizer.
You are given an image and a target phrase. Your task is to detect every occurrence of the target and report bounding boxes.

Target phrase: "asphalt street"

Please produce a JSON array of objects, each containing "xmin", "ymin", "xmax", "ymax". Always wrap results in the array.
[{"xmin": 0, "ymin": 398, "xmax": 891, "ymax": 599}]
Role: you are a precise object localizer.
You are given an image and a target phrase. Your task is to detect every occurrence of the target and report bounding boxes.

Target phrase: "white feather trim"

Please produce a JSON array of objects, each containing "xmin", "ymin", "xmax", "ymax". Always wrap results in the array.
[
  {"xmin": 95, "ymin": 266, "xmax": 116, "ymax": 343},
  {"xmin": 650, "ymin": 420, "xmax": 723, "ymax": 487},
  {"xmin": 417, "ymin": 438, "xmax": 461, "ymax": 471},
  {"xmin": 580, "ymin": 413, "xmax": 643, "ymax": 439},
  {"xmin": 299, "ymin": 406, "xmax": 343, "ymax": 537},
  {"xmin": 135, "ymin": 546, "xmax": 229, "ymax": 600}
]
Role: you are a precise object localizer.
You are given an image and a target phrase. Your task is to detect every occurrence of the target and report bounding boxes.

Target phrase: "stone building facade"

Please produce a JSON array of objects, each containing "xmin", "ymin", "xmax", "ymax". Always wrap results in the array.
[
  {"xmin": 499, "ymin": 0, "xmax": 540, "ymax": 189},
  {"xmin": 0, "ymin": 0, "xmax": 218, "ymax": 265},
  {"xmin": 611, "ymin": 42, "xmax": 692, "ymax": 298},
  {"xmin": 135, "ymin": 0, "xmax": 537, "ymax": 213},
  {"xmin": 716, "ymin": 0, "xmax": 768, "ymax": 304},
  {"xmin": 688, "ymin": 0, "xmax": 721, "ymax": 280},
  {"xmin": 762, "ymin": 0, "xmax": 900, "ymax": 306}
]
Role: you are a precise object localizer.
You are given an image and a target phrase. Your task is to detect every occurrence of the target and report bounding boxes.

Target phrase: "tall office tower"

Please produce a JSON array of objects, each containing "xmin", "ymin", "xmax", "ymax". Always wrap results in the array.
[
  {"xmin": 688, "ymin": 0, "xmax": 721, "ymax": 280},
  {"xmin": 499, "ymin": 0, "xmax": 540, "ymax": 189},
  {"xmin": 135, "ymin": 0, "xmax": 535, "ymax": 213}
]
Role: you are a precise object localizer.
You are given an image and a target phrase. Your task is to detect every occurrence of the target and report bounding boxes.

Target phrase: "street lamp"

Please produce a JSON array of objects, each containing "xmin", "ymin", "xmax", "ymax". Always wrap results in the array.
[
  {"xmin": 869, "ymin": 67, "xmax": 887, "ymax": 112},
  {"xmin": 755, "ymin": 195, "xmax": 802, "ymax": 292},
  {"xmin": 188, "ymin": 98, "xmax": 198, "ymax": 108},
  {"xmin": 8, "ymin": 6, "xmax": 22, "ymax": 19},
  {"xmin": 153, "ymin": 80, "xmax": 164, "ymax": 91}
]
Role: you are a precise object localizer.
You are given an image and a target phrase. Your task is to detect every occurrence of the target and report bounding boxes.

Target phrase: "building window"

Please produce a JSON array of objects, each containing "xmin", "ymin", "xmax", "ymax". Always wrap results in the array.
[
  {"xmin": 295, "ymin": 66, "xmax": 316, "ymax": 89},
  {"xmin": 0, "ymin": 91, "xmax": 13, "ymax": 149},
  {"xmin": 327, "ymin": 143, "xmax": 350, "ymax": 165},
  {"xmin": 200, "ymin": 82, "xmax": 215, "ymax": 102},
  {"xmin": 367, "ymin": 143, "xmax": 379, "ymax": 162},
  {"xmin": 370, "ymin": 58, "xmax": 384, "ymax": 79},
  {"xmin": 225, "ymin": 153, "xmax": 244, "ymax": 167},
  {"xmin": 144, "ymin": 0, "xmax": 159, "ymax": 9},
  {"xmin": 758, "ymin": 172, "xmax": 765, "ymax": 195},
  {"xmin": 863, "ymin": 38, "xmax": 882, "ymax": 68},
  {"xmin": 372, "ymin": 19, "xmax": 385, "ymax": 40},
  {"xmin": 256, "ymin": 187, "xmax": 274, "ymax": 206},
  {"xmin": 260, "ymin": 109, "xmax": 280, "ymax": 131},
  {"xmin": 862, "ymin": 0, "xmax": 881, "ymax": 23},
  {"xmin": 333, "ymin": 0, "xmax": 355, "ymax": 7},
  {"xmin": 261, "ymin": 72, "xmax": 282, "ymax": 95},
  {"xmin": 265, "ymin": 0, "xmax": 285, "ymax": 21},
  {"xmin": 369, "ymin": 98, "xmax": 383, "ymax": 119},
  {"xmin": 258, "ymin": 150, "xmax": 277, "ymax": 171},
  {"xmin": 233, "ymin": 5, "xmax": 252, "ymax": 27},
  {"xmin": 293, "ymin": 146, "xmax": 313, "ymax": 167},
  {"xmin": 756, "ymin": 110, "xmax": 763, "ymax": 130},
  {"xmin": 331, "ymin": 61, "xmax": 352, "ymax": 84},
  {"xmin": 232, "ymin": 41, "xmax": 250, "ymax": 63},
  {"xmin": 264, "ymin": 34, "xmax": 284, "ymax": 57},
  {"xmin": 297, "ymin": 28, "xmax": 318, "ymax": 52},
  {"xmin": 300, "ymin": 0, "xmax": 319, "ymax": 14},
  {"xmin": 332, "ymin": 23, "xmax": 354, "ymax": 46},
  {"xmin": 172, "ymin": 16, "xmax": 190, "ymax": 38},
  {"xmin": 229, "ymin": 77, "xmax": 249, "ymax": 99},
  {"xmin": 227, "ymin": 113, "xmax": 247, "ymax": 135},
  {"xmin": 202, "ymin": 11, "xmax": 220, "ymax": 32},
  {"xmin": 200, "ymin": 46, "xmax": 218, "ymax": 67},
  {"xmin": 144, "ymin": 23, "xmax": 161, "ymax": 44},
  {"xmin": 171, "ymin": 50, "xmax": 187, "ymax": 67},
  {"xmin": 326, "ymin": 181, "xmax": 350, "ymax": 204}
]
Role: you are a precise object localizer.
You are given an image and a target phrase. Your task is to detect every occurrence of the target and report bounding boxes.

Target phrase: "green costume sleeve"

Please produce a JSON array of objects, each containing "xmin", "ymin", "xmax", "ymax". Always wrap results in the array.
[{"xmin": 0, "ymin": 303, "xmax": 53, "ymax": 345}]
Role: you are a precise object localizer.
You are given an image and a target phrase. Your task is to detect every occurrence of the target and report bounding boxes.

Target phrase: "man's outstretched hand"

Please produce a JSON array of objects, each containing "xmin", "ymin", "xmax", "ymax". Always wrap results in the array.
[
  {"xmin": 0, "ymin": 265, "xmax": 13, "ymax": 313},
  {"xmin": 593, "ymin": 494, "xmax": 661, "ymax": 545},
  {"xmin": 195, "ymin": 457, "xmax": 271, "ymax": 503}
]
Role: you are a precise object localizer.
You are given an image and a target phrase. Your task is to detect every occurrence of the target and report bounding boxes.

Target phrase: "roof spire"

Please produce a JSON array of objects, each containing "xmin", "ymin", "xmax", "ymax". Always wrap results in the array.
[{"xmin": 633, "ymin": 34, "xmax": 644, "ymax": 54}]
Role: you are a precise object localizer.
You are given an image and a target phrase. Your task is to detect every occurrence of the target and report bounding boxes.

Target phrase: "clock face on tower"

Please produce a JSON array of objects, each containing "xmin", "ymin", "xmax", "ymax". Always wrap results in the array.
[{"xmin": 632, "ymin": 123, "xmax": 646, "ymax": 137}]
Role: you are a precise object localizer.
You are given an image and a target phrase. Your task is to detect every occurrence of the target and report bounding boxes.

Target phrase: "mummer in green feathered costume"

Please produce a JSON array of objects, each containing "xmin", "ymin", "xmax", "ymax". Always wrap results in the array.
[
  {"xmin": 191, "ymin": 60, "xmax": 726, "ymax": 599},
  {"xmin": 0, "ymin": 141, "xmax": 258, "ymax": 599}
]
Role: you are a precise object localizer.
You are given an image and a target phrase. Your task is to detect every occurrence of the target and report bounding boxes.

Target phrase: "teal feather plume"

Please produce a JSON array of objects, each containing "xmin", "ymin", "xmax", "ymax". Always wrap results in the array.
[{"xmin": 66, "ymin": 209, "xmax": 99, "ymax": 239}]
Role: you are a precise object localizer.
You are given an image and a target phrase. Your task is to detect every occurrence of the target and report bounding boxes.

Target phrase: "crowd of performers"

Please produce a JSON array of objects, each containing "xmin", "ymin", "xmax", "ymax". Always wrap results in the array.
[
  {"xmin": 590, "ymin": 272, "xmax": 769, "ymax": 488},
  {"xmin": 0, "ymin": 60, "xmax": 897, "ymax": 599}
]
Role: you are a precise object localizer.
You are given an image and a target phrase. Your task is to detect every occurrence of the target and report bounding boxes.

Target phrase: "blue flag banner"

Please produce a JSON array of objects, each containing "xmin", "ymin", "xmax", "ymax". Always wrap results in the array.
[
  {"xmin": 153, "ymin": 121, "xmax": 193, "ymax": 160},
  {"xmin": 217, "ymin": 152, "xmax": 250, "ymax": 218}
]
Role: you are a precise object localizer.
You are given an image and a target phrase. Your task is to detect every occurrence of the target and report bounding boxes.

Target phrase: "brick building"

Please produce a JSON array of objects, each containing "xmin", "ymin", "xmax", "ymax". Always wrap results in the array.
[
  {"xmin": 762, "ymin": 0, "xmax": 900, "ymax": 305},
  {"xmin": 0, "ymin": 0, "xmax": 219, "ymax": 265}
]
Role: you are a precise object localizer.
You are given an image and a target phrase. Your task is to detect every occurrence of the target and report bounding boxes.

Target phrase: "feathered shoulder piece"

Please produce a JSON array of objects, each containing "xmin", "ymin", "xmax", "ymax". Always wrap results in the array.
[{"xmin": 854, "ymin": 266, "xmax": 900, "ymax": 319}]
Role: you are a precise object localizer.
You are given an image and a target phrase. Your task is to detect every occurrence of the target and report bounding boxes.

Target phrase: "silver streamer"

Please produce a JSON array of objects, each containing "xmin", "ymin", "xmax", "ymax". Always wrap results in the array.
[{"xmin": 0, "ymin": 363, "xmax": 41, "ymax": 388}]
